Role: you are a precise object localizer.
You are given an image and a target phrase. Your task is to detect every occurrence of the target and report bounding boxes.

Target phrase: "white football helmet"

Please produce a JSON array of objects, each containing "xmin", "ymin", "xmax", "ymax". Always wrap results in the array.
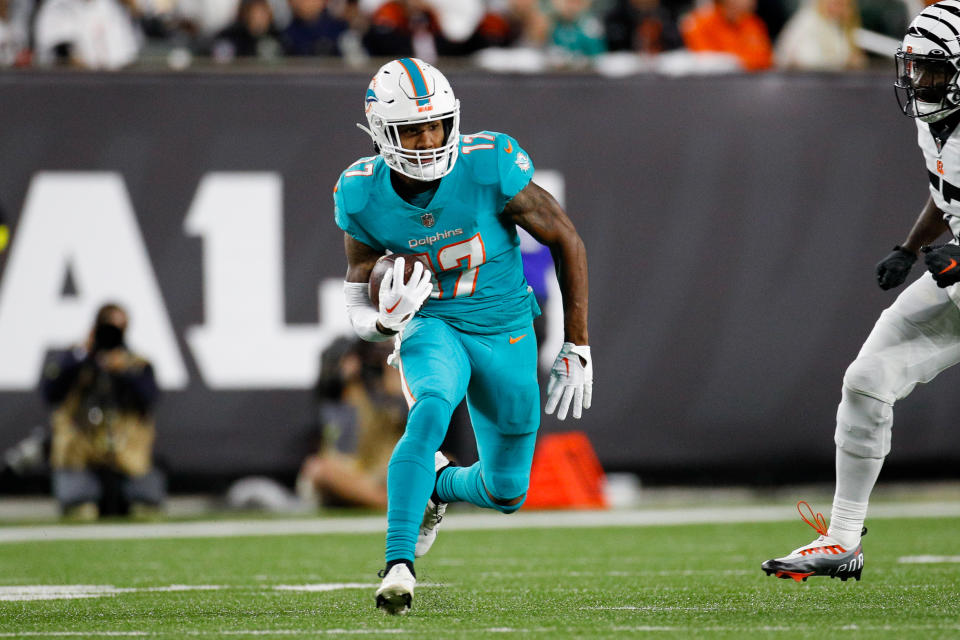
[
  {"xmin": 358, "ymin": 58, "xmax": 461, "ymax": 181},
  {"xmin": 896, "ymin": 0, "xmax": 960, "ymax": 123}
]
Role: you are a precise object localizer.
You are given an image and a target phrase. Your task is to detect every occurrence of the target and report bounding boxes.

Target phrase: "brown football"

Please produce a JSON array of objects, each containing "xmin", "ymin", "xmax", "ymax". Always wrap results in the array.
[{"xmin": 369, "ymin": 254, "xmax": 432, "ymax": 308}]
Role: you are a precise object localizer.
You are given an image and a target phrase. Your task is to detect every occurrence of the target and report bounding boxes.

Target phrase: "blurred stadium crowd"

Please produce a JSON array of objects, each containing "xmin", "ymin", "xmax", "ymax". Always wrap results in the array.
[{"xmin": 0, "ymin": 0, "xmax": 926, "ymax": 73}]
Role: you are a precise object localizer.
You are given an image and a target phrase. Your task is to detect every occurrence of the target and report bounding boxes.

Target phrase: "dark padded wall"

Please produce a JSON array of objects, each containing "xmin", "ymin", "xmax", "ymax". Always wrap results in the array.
[{"xmin": 0, "ymin": 71, "xmax": 954, "ymax": 483}]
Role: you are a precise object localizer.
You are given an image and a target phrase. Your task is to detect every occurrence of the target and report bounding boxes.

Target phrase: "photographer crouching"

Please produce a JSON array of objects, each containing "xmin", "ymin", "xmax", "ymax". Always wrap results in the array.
[{"xmin": 41, "ymin": 303, "xmax": 165, "ymax": 520}]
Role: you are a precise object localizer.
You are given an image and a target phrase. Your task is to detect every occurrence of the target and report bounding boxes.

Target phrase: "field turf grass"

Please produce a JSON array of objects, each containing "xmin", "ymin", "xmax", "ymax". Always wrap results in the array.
[{"xmin": 1, "ymin": 515, "xmax": 958, "ymax": 638}]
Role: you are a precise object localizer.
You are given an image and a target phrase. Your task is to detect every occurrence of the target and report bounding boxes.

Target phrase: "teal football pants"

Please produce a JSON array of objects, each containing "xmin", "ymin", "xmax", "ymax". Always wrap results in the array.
[{"xmin": 385, "ymin": 316, "xmax": 540, "ymax": 563}]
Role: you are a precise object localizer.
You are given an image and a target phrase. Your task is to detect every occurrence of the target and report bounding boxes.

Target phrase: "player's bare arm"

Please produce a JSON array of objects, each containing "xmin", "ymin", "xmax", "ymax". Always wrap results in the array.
[
  {"xmin": 901, "ymin": 195, "xmax": 949, "ymax": 253},
  {"xmin": 502, "ymin": 181, "xmax": 589, "ymax": 346},
  {"xmin": 910, "ymin": 195, "xmax": 960, "ymax": 287},
  {"xmin": 876, "ymin": 196, "xmax": 951, "ymax": 290},
  {"xmin": 344, "ymin": 233, "xmax": 382, "ymax": 283},
  {"xmin": 504, "ymin": 180, "xmax": 592, "ymax": 421}
]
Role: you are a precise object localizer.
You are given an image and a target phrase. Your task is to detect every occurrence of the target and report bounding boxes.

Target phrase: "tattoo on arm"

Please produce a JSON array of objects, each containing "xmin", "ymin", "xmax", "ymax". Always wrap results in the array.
[
  {"xmin": 503, "ymin": 182, "xmax": 575, "ymax": 246},
  {"xmin": 503, "ymin": 182, "xmax": 589, "ymax": 345}
]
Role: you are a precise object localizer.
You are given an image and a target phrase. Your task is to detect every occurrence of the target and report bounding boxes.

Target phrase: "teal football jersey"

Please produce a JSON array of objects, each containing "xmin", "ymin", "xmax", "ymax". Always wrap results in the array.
[{"xmin": 334, "ymin": 131, "xmax": 540, "ymax": 334}]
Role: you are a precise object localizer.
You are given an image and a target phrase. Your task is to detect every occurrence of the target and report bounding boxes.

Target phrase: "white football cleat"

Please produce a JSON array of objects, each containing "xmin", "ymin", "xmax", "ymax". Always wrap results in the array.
[
  {"xmin": 761, "ymin": 501, "xmax": 865, "ymax": 582},
  {"xmin": 375, "ymin": 563, "xmax": 415, "ymax": 615},
  {"xmin": 415, "ymin": 451, "xmax": 450, "ymax": 558}
]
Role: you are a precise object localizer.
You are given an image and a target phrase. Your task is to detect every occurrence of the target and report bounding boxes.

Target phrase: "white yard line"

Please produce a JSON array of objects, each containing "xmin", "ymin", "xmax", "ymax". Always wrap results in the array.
[
  {"xmin": 898, "ymin": 555, "xmax": 960, "ymax": 563},
  {"xmin": 0, "ymin": 585, "xmax": 226, "ymax": 602},
  {"xmin": 0, "ymin": 501, "xmax": 958, "ymax": 544},
  {"xmin": 0, "ymin": 583, "xmax": 446, "ymax": 601}
]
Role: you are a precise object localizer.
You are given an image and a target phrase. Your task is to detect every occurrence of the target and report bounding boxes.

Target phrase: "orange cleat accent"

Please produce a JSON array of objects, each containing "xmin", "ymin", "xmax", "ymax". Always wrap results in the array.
[{"xmin": 777, "ymin": 570, "xmax": 815, "ymax": 582}]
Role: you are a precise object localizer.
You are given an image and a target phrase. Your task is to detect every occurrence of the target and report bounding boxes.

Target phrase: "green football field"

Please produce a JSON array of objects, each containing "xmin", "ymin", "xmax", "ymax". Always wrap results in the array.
[{"xmin": 1, "ymin": 511, "xmax": 958, "ymax": 639}]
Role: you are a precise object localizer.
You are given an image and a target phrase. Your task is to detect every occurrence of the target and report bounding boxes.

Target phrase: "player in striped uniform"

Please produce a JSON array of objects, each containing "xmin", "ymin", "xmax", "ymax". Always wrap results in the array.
[{"xmin": 763, "ymin": 0, "xmax": 960, "ymax": 582}]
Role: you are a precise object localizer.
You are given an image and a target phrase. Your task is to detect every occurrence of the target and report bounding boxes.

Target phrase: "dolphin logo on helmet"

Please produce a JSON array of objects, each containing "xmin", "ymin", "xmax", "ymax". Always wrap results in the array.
[
  {"xmin": 357, "ymin": 58, "xmax": 461, "ymax": 181},
  {"xmin": 896, "ymin": 0, "xmax": 960, "ymax": 123}
]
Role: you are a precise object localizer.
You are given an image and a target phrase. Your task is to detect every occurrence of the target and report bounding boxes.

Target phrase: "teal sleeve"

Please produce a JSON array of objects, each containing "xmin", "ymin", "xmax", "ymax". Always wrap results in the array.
[
  {"xmin": 496, "ymin": 133, "xmax": 535, "ymax": 201},
  {"xmin": 333, "ymin": 178, "xmax": 384, "ymax": 251}
]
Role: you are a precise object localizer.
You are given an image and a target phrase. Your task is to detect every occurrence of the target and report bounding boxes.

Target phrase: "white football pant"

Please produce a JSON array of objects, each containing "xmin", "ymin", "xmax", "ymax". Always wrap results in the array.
[{"xmin": 836, "ymin": 272, "xmax": 960, "ymax": 459}]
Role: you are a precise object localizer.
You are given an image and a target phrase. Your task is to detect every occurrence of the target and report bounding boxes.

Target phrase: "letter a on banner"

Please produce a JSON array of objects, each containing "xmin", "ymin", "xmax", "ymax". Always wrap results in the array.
[{"xmin": 0, "ymin": 172, "xmax": 188, "ymax": 389}]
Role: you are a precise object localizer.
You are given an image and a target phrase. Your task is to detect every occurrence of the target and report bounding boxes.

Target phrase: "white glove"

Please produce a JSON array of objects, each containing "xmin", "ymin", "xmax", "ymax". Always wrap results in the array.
[
  {"xmin": 545, "ymin": 342, "xmax": 593, "ymax": 420},
  {"xmin": 378, "ymin": 257, "xmax": 433, "ymax": 333}
]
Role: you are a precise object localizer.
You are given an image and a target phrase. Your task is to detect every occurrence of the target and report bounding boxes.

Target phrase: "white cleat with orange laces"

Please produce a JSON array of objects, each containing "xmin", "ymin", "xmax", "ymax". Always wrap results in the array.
[{"xmin": 761, "ymin": 501, "xmax": 866, "ymax": 582}]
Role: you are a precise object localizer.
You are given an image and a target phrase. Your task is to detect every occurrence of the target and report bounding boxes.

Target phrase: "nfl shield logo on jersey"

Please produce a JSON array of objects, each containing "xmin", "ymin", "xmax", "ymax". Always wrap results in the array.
[{"xmin": 421, "ymin": 212, "xmax": 436, "ymax": 228}]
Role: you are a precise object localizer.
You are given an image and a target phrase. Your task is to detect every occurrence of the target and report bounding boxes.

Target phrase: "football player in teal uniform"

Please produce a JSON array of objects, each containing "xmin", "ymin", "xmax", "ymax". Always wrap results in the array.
[{"xmin": 335, "ymin": 58, "xmax": 592, "ymax": 614}]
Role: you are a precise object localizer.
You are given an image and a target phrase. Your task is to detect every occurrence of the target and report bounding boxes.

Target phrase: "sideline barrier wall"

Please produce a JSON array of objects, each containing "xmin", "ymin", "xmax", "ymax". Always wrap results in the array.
[{"xmin": 0, "ymin": 71, "xmax": 953, "ymax": 482}]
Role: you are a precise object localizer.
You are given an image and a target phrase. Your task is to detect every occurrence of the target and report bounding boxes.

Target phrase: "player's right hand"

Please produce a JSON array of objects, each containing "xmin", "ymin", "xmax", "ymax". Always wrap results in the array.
[
  {"xmin": 377, "ymin": 257, "xmax": 433, "ymax": 333},
  {"xmin": 875, "ymin": 245, "xmax": 916, "ymax": 290}
]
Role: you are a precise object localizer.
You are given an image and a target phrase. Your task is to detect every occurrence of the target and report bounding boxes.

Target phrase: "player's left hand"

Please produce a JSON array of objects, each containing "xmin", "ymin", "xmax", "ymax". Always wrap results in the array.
[
  {"xmin": 545, "ymin": 342, "xmax": 593, "ymax": 420},
  {"xmin": 922, "ymin": 244, "xmax": 960, "ymax": 287}
]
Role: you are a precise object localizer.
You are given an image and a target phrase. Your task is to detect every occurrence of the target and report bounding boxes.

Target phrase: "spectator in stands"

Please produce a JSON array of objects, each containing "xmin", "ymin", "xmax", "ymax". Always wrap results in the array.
[
  {"xmin": 416, "ymin": 1, "xmax": 496, "ymax": 55},
  {"xmin": 756, "ymin": 0, "xmax": 790, "ymax": 41},
  {"xmin": 0, "ymin": 0, "xmax": 30, "ymax": 66},
  {"xmin": 296, "ymin": 337, "xmax": 406, "ymax": 509},
  {"xmin": 775, "ymin": 0, "xmax": 866, "ymax": 70},
  {"xmin": 509, "ymin": 0, "xmax": 550, "ymax": 47},
  {"xmin": 452, "ymin": 0, "xmax": 549, "ymax": 52},
  {"xmin": 362, "ymin": 0, "xmax": 441, "ymax": 60},
  {"xmin": 281, "ymin": 0, "xmax": 350, "ymax": 56},
  {"xmin": 33, "ymin": 0, "xmax": 143, "ymax": 69},
  {"xmin": 858, "ymin": 0, "xmax": 909, "ymax": 40},
  {"xmin": 681, "ymin": 0, "xmax": 773, "ymax": 71},
  {"xmin": 549, "ymin": 0, "xmax": 606, "ymax": 58},
  {"xmin": 207, "ymin": 0, "xmax": 282, "ymax": 62},
  {"xmin": 42, "ymin": 303, "xmax": 165, "ymax": 520},
  {"xmin": 604, "ymin": 0, "xmax": 683, "ymax": 54},
  {"xmin": 134, "ymin": 1, "xmax": 203, "ymax": 55}
]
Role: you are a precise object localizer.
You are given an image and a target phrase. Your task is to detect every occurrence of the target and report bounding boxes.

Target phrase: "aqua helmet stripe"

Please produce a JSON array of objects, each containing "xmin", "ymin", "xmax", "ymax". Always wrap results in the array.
[{"xmin": 397, "ymin": 58, "xmax": 432, "ymax": 111}]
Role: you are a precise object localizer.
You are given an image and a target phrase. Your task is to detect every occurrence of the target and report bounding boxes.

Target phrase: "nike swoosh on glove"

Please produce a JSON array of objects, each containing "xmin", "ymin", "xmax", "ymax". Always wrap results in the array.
[
  {"xmin": 545, "ymin": 342, "xmax": 593, "ymax": 420},
  {"xmin": 922, "ymin": 244, "xmax": 960, "ymax": 288},
  {"xmin": 378, "ymin": 257, "xmax": 433, "ymax": 333}
]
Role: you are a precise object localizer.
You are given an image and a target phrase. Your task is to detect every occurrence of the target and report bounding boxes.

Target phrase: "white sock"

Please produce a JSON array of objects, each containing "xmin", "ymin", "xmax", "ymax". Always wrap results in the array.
[{"xmin": 828, "ymin": 448, "xmax": 883, "ymax": 547}]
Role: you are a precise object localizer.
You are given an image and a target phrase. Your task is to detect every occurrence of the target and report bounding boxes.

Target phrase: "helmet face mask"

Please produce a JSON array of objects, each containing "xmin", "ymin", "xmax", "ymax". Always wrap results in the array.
[
  {"xmin": 895, "ymin": 50, "xmax": 960, "ymax": 122},
  {"xmin": 896, "ymin": 0, "xmax": 960, "ymax": 123},
  {"xmin": 360, "ymin": 58, "xmax": 460, "ymax": 182}
]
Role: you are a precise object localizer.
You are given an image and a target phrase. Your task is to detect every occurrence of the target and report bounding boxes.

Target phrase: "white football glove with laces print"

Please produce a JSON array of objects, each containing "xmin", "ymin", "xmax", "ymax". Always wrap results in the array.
[
  {"xmin": 378, "ymin": 257, "xmax": 433, "ymax": 334},
  {"xmin": 545, "ymin": 342, "xmax": 593, "ymax": 420}
]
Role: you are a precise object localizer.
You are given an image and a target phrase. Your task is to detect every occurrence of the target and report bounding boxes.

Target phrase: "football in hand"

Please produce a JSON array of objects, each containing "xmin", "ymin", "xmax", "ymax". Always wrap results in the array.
[{"xmin": 369, "ymin": 254, "xmax": 432, "ymax": 308}]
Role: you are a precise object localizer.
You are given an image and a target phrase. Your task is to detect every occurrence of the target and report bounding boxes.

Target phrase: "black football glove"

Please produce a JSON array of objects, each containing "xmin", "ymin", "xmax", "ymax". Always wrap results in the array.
[
  {"xmin": 875, "ymin": 246, "xmax": 917, "ymax": 290},
  {"xmin": 922, "ymin": 244, "xmax": 960, "ymax": 288}
]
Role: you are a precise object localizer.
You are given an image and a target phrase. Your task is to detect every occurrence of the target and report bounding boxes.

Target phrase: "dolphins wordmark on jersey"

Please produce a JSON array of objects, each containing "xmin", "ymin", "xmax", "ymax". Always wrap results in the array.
[{"xmin": 334, "ymin": 131, "xmax": 541, "ymax": 334}]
